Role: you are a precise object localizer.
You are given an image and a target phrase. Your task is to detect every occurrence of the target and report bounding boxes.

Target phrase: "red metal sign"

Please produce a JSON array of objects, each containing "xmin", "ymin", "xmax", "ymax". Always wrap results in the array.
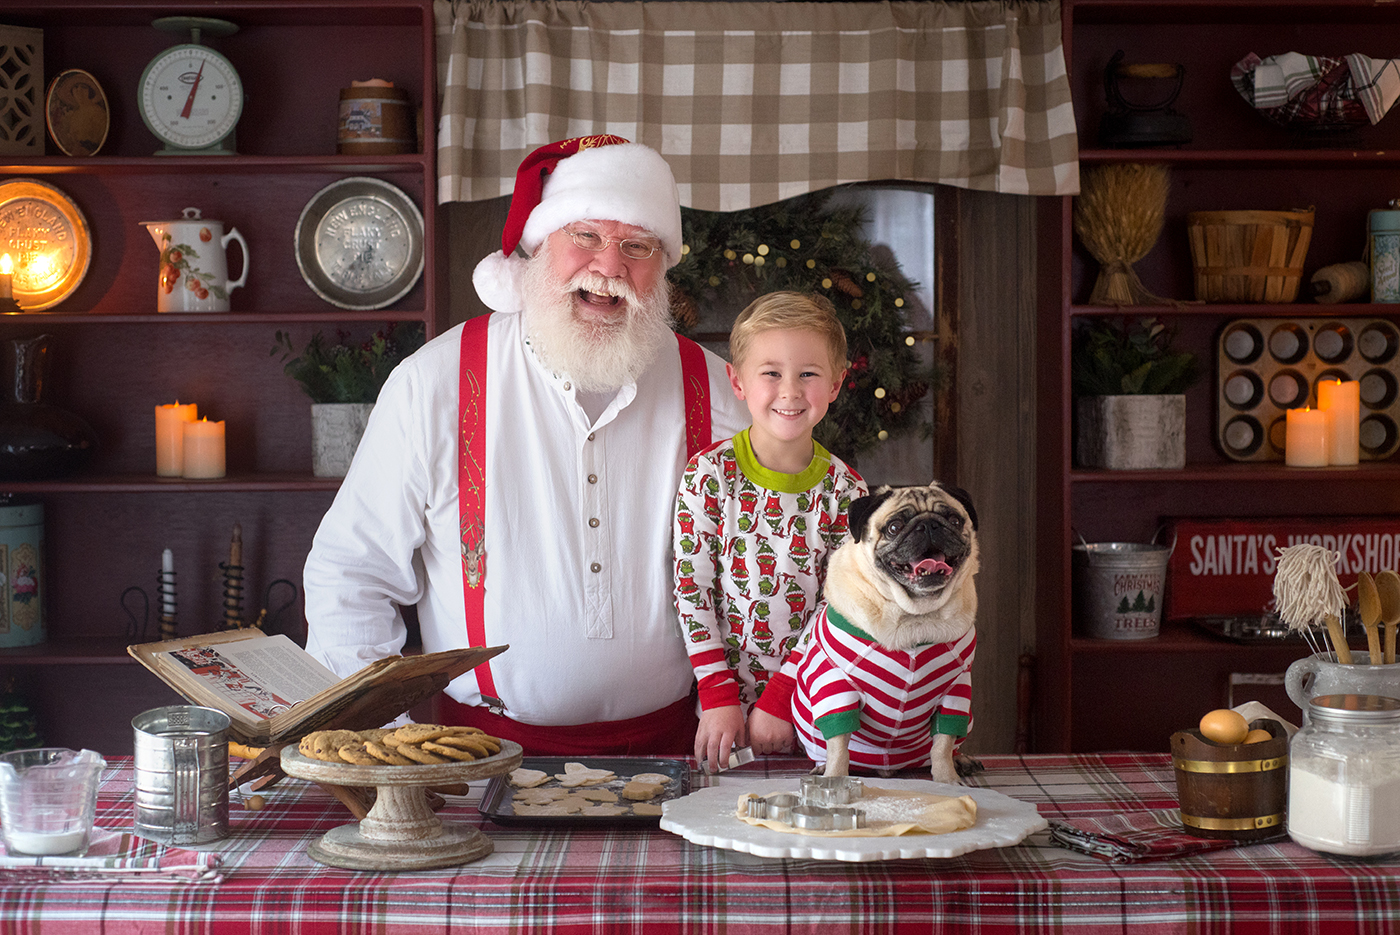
[{"xmin": 1166, "ymin": 516, "xmax": 1400, "ymax": 619}]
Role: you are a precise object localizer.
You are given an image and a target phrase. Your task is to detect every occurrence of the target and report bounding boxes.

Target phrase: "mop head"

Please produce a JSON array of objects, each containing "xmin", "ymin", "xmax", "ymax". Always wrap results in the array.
[{"xmin": 1272, "ymin": 543, "xmax": 1345, "ymax": 632}]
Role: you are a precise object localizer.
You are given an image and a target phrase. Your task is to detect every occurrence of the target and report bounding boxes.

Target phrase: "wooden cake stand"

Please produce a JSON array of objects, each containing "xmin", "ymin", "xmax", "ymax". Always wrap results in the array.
[{"xmin": 280, "ymin": 741, "xmax": 522, "ymax": 870}]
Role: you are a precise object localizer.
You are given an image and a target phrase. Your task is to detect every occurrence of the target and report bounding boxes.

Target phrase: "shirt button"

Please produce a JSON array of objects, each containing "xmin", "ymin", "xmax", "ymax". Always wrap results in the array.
[
  {"xmin": 588, "ymin": 473, "xmax": 598, "ymax": 484},
  {"xmin": 564, "ymin": 382, "xmax": 572, "ymax": 391},
  {"xmin": 590, "ymin": 562, "xmax": 602, "ymax": 573},
  {"xmin": 589, "ymin": 517, "xmax": 600, "ymax": 528},
  {"xmin": 588, "ymin": 432, "xmax": 595, "ymax": 442}
]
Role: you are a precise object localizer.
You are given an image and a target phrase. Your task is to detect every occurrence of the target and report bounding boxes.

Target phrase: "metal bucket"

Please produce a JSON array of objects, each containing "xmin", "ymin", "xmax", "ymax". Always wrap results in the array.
[
  {"xmin": 131, "ymin": 705, "xmax": 230, "ymax": 845},
  {"xmin": 1073, "ymin": 541, "xmax": 1172, "ymax": 640}
]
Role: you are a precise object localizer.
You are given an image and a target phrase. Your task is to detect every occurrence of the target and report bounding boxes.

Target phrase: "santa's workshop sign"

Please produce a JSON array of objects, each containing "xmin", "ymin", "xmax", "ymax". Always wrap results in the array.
[{"xmin": 1166, "ymin": 516, "xmax": 1400, "ymax": 620}]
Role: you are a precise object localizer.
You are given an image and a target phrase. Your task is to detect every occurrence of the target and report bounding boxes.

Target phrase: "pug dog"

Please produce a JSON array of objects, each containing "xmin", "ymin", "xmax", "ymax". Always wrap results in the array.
[{"xmin": 791, "ymin": 483, "xmax": 979, "ymax": 785}]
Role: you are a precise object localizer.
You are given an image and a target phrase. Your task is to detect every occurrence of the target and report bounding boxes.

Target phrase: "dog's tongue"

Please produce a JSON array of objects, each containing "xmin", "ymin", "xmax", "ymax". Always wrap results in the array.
[{"xmin": 913, "ymin": 558, "xmax": 953, "ymax": 577}]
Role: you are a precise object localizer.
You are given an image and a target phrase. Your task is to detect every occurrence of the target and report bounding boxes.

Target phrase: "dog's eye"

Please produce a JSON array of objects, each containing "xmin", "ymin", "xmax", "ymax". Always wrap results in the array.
[{"xmin": 885, "ymin": 520, "xmax": 903, "ymax": 535}]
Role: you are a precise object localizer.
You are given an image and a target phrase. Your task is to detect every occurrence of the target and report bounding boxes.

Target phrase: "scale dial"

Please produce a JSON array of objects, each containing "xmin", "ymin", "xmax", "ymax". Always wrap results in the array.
[{"xmin": 139, "ymin": 42, "xmax": 243, "ymax": 153}]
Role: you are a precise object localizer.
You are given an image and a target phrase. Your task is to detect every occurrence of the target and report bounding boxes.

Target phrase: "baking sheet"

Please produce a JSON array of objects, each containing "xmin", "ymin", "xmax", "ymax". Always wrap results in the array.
[{"xmin": 478, "ymin": 757, "xmax": 690, "ymax": 827}]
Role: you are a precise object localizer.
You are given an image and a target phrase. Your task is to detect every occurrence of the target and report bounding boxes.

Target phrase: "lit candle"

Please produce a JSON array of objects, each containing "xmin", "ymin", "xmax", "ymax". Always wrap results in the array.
[
  {"xmin": 161, "ymin": 548, "xmax": 175, "ymax": 616},
  {"xmin": 154, "ymin": 402, "xmax": 198, "ymax": 477},
  {"xmin": 1285, "ymin": 406, "xmax": 1329, "ymax": 467},
  {"xmin": 0, "ymin": 253, "xmax": 14, "ymax": 301},
  {"xmin": 182, "ymin": 417, "xmax": 226, "ymax": 479},
  {"xmin": 1317, "ymin": 378, "xmax": 1361, "ymax": 466}
]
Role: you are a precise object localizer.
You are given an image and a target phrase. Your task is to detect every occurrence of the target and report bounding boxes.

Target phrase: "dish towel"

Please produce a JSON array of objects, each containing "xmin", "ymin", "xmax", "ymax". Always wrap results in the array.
[
  {"xmin": 1049, "ymin": 810, "xmax": 1286, "ymax": 863},
  {"xmin": 1232, "ymin": 51, "xmax": 1400, "ymax": 127},
  {"xmin": 0, "ymin": 827, "xmax": 223, "ymax": 883}
]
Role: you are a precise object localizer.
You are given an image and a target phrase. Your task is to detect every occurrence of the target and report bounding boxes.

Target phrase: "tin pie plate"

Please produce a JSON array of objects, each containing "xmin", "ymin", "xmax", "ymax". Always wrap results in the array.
[
  {"xmin": 660, "ymin": 777, "xmax": 1048, "ymax": 861},
  {"xmin": 294, "ymin": 176, "xmax": 424, "ymax": 310},
  {"xmin": 0, "ymin": 179, "xmax": 92, "ymax": 310}
]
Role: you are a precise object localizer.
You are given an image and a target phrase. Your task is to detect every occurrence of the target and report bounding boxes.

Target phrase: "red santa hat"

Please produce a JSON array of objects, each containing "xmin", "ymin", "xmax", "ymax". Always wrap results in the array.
[{"xmin": 472, "ymin": 135, "xmax": 683, "ymax": 313}]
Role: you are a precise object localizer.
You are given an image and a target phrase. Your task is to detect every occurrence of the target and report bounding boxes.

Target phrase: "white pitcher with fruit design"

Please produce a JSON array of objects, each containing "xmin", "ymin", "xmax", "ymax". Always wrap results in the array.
[{"xmin": 141, "ymin": 207, "xmax": 249, "ymax": 313}]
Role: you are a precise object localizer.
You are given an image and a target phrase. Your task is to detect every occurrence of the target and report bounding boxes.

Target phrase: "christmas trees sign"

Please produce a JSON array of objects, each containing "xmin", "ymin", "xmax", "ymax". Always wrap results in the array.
[{"xmin": 667, "ymin": 191, "xmax": 936, "ymax": 465}]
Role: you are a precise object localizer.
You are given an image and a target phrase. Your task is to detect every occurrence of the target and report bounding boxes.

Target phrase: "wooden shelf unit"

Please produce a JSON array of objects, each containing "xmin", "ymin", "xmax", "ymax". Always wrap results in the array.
[
  {"xmin": 0, "ymin": 0, "xmax": 442, "ymax": 755},
  {"xmin": 1035, "ymin": 0, "xmax": 1400, "ymax": 752}
]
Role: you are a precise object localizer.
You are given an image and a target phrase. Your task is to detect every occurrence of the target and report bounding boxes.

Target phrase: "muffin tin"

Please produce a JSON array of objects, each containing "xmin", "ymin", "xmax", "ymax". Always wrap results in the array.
[{"xmin": 1217, "ymin": 318, "xmax": 1400, "ymax": 461}]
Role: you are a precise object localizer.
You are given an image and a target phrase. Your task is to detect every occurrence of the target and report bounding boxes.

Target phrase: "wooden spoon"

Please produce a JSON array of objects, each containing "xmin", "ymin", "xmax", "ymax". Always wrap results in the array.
[
  {"xmin": 1358, "ymin": 571, "xmax": 1383, "ymax": 664},
  {"xmin": 1375, "ymin": 569, "xmax": 1400, "ymax": 665}
]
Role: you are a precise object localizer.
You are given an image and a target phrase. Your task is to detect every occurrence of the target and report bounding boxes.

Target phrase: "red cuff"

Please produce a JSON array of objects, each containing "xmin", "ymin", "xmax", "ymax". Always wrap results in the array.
[
  {"xmin": 698, "ymin": 676, "xmax": 741, "ymax": 710},
  {"xmin": 754, "ymin": 673, "xmax": 797, "ymax": 721}
]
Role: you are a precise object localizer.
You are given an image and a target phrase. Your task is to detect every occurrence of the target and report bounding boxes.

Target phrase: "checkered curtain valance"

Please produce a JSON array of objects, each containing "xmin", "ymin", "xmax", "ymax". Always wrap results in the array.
[{"xmin": 434, "ymin": 0, "xmax": 1080, "ymax": 209}]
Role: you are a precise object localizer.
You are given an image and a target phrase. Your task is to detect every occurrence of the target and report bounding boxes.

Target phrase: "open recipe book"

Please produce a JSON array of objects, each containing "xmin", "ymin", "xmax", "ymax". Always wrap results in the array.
[{"xmin": 128, "ymin": 629, "xmax": 506, "ymax": 746}]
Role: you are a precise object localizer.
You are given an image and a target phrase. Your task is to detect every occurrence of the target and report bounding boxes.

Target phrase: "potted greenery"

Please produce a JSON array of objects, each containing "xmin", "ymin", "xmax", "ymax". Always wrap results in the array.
[
  {"xmin": 1072, "ymin": 317, "xmax": 1199, "ymax": 470},
  {"xmin": 272, "ymin": 323, "xmax": 425, "ymax": 477}
]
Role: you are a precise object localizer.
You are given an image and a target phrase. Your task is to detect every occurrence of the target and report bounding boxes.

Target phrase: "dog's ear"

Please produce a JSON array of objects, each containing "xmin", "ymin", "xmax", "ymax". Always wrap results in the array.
[
  {"xmin": 846, "ymin": 486, "xmax": 893, "ymax": 542},
  {"xmin": 940, "ymin": 484, "xmax": 978, "ymax": 531}
]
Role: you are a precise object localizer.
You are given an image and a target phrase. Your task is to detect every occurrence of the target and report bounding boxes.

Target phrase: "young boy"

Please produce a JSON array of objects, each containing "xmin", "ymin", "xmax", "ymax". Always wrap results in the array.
[{"xmin": 674, "ymin": 291, "xmax": 866, "ymax": 773}]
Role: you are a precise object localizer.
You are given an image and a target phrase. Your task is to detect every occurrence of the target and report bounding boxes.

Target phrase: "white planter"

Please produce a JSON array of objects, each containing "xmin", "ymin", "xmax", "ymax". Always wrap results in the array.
[
  {"xmin": 311, "ymin": 403, "xmax": 375, "ymax": 477},
  {"xmin": 1076, "ymin": 394, "xmax": 1185, "ymax": 470}
]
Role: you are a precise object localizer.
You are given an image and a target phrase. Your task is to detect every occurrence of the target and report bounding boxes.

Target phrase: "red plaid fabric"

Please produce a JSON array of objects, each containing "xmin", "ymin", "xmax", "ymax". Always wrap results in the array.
[{"xmin": 3, "ymin": 753, "xmax": 1398, "ymax": 933}]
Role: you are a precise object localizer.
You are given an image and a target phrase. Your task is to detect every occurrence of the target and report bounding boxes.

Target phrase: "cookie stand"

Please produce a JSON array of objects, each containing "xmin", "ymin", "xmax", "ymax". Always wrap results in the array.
[{"xmin": 280, "ymin": 741, "xmax": 523, "ymax": 870}]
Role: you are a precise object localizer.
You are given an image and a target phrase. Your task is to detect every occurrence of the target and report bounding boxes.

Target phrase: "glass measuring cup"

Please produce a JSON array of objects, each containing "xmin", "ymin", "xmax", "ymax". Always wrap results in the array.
[{"xmin": 0, "ymin": 747, "xmax": 106, "ymax": 857}]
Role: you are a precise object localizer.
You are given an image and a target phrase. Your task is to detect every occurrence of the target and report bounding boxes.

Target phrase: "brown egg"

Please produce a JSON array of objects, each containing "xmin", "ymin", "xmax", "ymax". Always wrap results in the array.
[
  {"xmin": 1199, "ymin": 708, "xmax": 1249, "ymax": 745},
  {"xmin": 1243, "ymin": 728, "xmax": 1272, "ymax": 744},
  {"xmin": 244, "ymin": 794, "xmax": 266, "ymax": 811}
]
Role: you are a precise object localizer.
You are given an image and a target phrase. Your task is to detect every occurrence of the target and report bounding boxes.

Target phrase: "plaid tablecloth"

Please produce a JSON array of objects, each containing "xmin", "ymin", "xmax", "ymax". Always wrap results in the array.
[{"xmin": 1, "ymin": 753, "xmax": 1397, "ymax": 934}]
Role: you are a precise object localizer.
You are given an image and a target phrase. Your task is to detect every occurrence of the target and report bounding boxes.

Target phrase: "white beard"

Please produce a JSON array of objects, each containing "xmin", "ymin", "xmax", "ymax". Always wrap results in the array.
[{"xmin": 520, "ymin": 243, "xmax": 674, "ymax": 392}]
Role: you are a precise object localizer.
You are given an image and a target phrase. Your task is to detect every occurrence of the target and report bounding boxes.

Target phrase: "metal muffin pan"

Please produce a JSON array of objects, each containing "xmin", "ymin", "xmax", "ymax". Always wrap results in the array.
[{"xmin": 1217, "ymin": 318, "xmax": 1400, "ymax": 461}]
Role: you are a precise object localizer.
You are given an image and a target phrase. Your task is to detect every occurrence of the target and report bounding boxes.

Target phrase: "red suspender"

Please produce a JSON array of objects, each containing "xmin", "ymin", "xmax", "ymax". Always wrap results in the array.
[
  {"xmin": 458, "ymin": 314, "xmax": 499, "ymax": 706},
  {"xmin": 676, "ymin": 334, "xmax": 711, "ymax": 460},
  {"xmin": 456, "ymin": 321, "xmax": 712, "ymax": 714}
]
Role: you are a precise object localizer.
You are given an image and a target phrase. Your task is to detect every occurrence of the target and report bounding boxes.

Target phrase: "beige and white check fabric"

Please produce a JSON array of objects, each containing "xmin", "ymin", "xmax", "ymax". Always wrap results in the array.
[{"xmin": 435, "ymin": 0, "xmax": 1080, "ymax": 209}]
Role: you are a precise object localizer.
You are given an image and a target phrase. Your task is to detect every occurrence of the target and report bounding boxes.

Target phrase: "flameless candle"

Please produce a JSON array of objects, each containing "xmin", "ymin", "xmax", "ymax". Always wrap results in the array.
[
  {"xmin": 182, "ymin": 417, "xmax": 226, "ymax": 479},
  {"xmin": 1318, "ymin": 378, "xmax": 1361, "ymax": 466},
  {"xmin": 1285, "ymin": 406, "xmax": 1329, "ymax": 467},
  {"xmin": 154, "ymin": 402, "xmax": 198, "ymax": 476},
  {"xmin": 0, "ymin": 254, "xmax": 13, "ymax": 300}
]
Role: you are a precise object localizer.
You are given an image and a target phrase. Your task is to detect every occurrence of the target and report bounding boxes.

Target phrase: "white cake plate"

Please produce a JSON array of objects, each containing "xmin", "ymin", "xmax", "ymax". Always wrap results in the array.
[{"xmin": 659, "ymin": 777, "xmax": 1047, "ymax": 862}]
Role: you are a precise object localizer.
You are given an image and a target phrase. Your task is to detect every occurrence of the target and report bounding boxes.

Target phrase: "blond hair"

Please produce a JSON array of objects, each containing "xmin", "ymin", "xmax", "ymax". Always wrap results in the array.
[{"xmin": 729, "ymin": 291, "xmax": 847, "ymax": 373}]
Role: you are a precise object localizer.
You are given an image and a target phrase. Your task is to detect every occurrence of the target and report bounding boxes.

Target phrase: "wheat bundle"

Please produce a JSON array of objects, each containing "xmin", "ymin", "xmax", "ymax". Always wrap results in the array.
[
  {"xmin": 1272, "ymin": 543, "xmax": 1352, "ymax": 661},
  {"xmin": 1073, "ymin": 163, "xmax": 1173, "ymax": 306}
]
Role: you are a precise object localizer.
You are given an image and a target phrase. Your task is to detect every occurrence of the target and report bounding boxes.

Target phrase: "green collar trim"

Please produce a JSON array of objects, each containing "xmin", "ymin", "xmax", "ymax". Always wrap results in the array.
[
  {"xmin": 824, "ymin": 606, "xmax": 875, "ymax": 642},
  {"xmin": 826, "ymin": 606, "xmax": 940, "ymax": 649},
  {"xmin": 733, "ymin": 428, "xmax": 831, "ymax": 493}
]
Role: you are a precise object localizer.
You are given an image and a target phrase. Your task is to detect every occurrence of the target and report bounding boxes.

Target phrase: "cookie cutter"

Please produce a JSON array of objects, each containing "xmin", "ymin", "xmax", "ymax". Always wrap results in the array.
[
  {"xmin": 743, "ymin": 792, "xmax": 798, "ymax": 822},
  {"xmin": 790, "ymin": 804, "xmax": 865, "ymax": 831},
  {"xmin": 800, "ymin": 775, "xmax": 864, "ymax": 806}
]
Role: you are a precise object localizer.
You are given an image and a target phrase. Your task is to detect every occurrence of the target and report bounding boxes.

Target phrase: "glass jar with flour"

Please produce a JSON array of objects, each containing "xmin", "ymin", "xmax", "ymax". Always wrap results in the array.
[{"xmin": 1288, "ymin": 694, "xmax": 1400, "ymax": 856}]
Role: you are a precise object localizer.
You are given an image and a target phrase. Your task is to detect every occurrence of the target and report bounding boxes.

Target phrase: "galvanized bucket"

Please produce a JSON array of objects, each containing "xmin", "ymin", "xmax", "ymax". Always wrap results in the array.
[
  {"xmin": 131, "ymin": 706, "xmax": 230, "ymax": 845},
  {"xmin": 1073, "ymin": 540, "xmax": 1172, "ymax": 640}
]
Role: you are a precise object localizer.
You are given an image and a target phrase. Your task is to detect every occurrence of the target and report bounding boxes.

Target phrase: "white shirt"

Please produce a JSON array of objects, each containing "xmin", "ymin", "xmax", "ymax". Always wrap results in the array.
[{"xmin": 303, "ymin": 311, "xmax": 748, "ymax": 726}]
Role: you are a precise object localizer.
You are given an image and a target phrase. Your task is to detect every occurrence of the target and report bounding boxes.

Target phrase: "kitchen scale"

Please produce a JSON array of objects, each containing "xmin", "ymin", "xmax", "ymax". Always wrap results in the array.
[{"xmin": 139, "ymin": 17, "xmax": 243, "ymax": 156}]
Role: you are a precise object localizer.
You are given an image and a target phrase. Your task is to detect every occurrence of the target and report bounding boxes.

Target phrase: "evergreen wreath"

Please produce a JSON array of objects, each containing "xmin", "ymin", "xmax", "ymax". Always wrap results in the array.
[{"xmin": 667, "ymin": 190, "xmax": 937, "ymax": 465}]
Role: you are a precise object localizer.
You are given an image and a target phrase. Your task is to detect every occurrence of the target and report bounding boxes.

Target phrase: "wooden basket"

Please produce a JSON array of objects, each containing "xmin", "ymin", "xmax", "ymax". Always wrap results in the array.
[
  {"xmin": 1186, "ymin": 209, "xmax": 1315, "ymax": 303},
  {"xmin": 1170, "ymin": 718, "xmax": 1288, "ymax": 841}
]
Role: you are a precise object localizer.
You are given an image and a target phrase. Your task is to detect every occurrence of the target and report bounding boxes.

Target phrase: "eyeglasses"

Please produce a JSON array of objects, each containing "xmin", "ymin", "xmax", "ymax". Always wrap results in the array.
[{"xmin": 564, "ymin": 228, "xmax": 662, "ymax": 260}]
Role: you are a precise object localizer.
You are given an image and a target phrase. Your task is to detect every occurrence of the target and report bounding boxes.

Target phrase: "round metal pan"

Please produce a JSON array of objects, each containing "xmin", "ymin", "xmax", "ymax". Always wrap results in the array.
[{"xmin": 294, "ymin": 176, "xmax": 424, "ymax": 310}]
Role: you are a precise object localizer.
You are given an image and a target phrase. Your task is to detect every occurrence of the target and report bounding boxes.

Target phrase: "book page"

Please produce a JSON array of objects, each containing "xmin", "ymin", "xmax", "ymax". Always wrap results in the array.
[{"xmin": 162, "ymin": 634, "xmax": 341, "ymax": 722}]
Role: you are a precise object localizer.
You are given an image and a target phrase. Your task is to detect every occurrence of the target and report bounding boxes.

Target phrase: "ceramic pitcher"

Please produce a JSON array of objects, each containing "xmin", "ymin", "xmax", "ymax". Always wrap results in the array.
[
  {"xmin": 142, "ymin": 207, "xmax": 249, "ymax": 313},
  {"xmin": 1285, "ymin": 652, "xmax": 1400, "ymax": 722}
]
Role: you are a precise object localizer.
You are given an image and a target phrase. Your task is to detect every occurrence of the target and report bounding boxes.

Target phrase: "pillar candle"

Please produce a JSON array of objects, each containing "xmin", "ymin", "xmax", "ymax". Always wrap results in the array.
[
  {"xmin": 1285, "ymin": 406, "xmax": 1329, "ymax": 467},
  {"xmin": 182, "ymin": 418, "xmax": 226, "ymax": 479},
  {"xmin": 1317, "ymin": 378, "xmax": 1361, "ymax": 466},
  {"xmin": 154, "ymin": 402, "xmax": 198, "ymax": 477},
  {"xmin": 0, "ymin": 254, "xmax": 13, "ymax": 301}
]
